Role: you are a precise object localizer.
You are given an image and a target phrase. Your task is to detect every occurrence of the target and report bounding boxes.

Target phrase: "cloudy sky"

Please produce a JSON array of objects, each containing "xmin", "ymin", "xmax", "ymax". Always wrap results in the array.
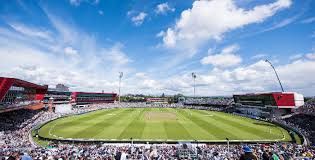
[{"xmin": 0, "ymin": 0, "xmax": 314, "ymax": 96}]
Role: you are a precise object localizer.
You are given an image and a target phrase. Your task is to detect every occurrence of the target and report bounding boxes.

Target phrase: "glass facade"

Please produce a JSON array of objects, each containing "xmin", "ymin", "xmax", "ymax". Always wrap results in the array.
[
  {"xmin": 74, "ymin": 93, "xmax": 116, "ymax": 104},
  {"xmin": 0, "ymin": 85, "xmax": 38, "ymax": 109},
  {"xmin": 233, "ymin": 94, "xmax": 277, "ymax": 107},
  {"xmin": 44, "ymin": 91, "xmax": 71, "ymax": 104}
]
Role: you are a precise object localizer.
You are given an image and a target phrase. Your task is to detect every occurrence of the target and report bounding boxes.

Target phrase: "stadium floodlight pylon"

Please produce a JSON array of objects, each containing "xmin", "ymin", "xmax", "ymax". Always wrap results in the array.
[
  {"xmin": 191, "ymin": 72, "xmax": 196, "ymax": 97},
  {"xmin": 265, "ymin": 59, "xmax": 284, "ymax": 92},
  {"xmin": 118, "ymin": 72, "xmax": 123, "ymax": 103}
]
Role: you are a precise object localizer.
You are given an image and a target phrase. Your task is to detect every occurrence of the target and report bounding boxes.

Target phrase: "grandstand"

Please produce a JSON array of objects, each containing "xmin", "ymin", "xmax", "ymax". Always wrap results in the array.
[
  {"xmin": 0, "ymin": 77, "xmax": 48, "ymax": 112},
  {"xmin": 44, "ymin": 90, "xmax": 72, "ymax": 105},
  {"xmin": 0, "ymin": 77, "xmax": 314, "ymax": 159},
  {"xmin": 146, "ymin": 97, "xmax": 169, "ymax": 104},
  {"xmin": 71, "ymin": 92, "xmax": 117, "ymax": 106},
  {"xmin": 233, "ymin": 92, "xmax": 304, "ymax": 118},
  {"xmin": 182, "ymin": 97, "xmax": 233, "ymax": 107}
]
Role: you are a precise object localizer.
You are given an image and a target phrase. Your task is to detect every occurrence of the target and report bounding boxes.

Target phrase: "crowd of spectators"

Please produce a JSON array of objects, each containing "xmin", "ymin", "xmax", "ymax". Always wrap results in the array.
[
  {"xmin": 1, "ymin": 140, "xmax": 314, "ymax": 159},
  {"xmin": 281, "ymin": 114, "xmax": 315, "ymax": 146},
  {"xmin": 297, "ymin": 98, "xmax": 315, "ymax": 116},
  {"xmin": 275, "ymin": 98, "xmax": 315, "ymax": 145},
  {"xmin": 183, "ymin": 97, "xmax": 233, "ymax": 106},
  {"xmin": 95, "ymin": 102, "xmax": 225, "ymax": 112},
  {"xmin": 0, "ymin": 102, "xmax": 314, "ymax": 159}
]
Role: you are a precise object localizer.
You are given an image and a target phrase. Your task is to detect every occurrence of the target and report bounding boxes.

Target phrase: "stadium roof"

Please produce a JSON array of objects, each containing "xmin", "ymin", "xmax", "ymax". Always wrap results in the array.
[
  {"xmin": 0, "ymin": 77, "xmax": 48, "ymax": 102},
  {"xmin": 72, "ymin": 92, "xmax": 117, "ymax": 95}
]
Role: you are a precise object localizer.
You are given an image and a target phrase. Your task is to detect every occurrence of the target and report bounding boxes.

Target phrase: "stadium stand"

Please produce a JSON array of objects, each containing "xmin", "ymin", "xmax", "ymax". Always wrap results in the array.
[
  {"xmin": 283, "ymin": 114, "xmax": 315, "ymax": 145},
  {"xmin": 0, "ymin": 77, "xmax": 314, "ymax": 159},
  {"xmin": 0, "ymin": 103, "xmax": 314, "ymax": 159},
  {"xmin": 280, "ymin": 98, "xmax": 315, "ymax": 146},
  {"xmin": 0, "ymin": 77, "xmax": 48, "ymax": 112},
  {"xmin": 183, "ymin": 97, "xmax": 233, "ymax": 106},
  {"xmin": 297, "ymin": 98, "xmax": 315, "ymax": 116}
]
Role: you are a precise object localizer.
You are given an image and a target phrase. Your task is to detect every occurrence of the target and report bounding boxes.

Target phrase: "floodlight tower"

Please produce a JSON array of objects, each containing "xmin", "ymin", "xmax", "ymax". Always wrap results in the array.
[
  {"xmin": 192, "ymin": 72, "xmax": 197, "ymax": 97},
  {"xmin": 265, "ymin": 59, "xmax": 284, "ymax": 92},
  {"xmin": 118, "ymin": 72, "xmax": 123, "ymax": 103}
]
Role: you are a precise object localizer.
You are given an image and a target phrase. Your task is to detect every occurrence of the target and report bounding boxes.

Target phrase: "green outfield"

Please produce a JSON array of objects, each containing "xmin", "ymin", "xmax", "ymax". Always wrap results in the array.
[{"xmin": 38, "ymin": 108, "xmax": 292, "ymax": 142}]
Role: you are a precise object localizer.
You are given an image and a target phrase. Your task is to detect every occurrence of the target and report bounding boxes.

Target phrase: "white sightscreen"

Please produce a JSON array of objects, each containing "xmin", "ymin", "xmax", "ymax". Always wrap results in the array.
[{"xmin": 55, "ymin": 104, "xmax": 72, "ymax": 113}]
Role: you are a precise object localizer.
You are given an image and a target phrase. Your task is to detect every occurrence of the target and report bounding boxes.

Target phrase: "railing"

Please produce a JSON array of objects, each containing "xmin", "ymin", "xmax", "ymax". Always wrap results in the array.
[{"xmin": 0, "ymin": 100, "xmax": 40, "ymax": 108}]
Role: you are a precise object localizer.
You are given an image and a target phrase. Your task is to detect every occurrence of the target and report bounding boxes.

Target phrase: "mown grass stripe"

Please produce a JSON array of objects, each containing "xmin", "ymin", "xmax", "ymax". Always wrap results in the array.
[
  {"xmin": 141, "ymin": 108, "xmax": 168, "ymax": 140},
  {"xmin": 39, "ymin": 108, "xmax": 290, "ymax": 142},
  {"xmin": 163, "ymin": 120, "xmax": 193, "ymax": 140},
  {"xmin": 93, "ymin": 108, "xmax": 142, "ymax": 139},
  {"xmin": 162, "ymin": 108, "xmax": 193, "ymax": 140},
  {"xmin": 193, "ymin": 110, "xmax": 279, "ymax": 139},
  {"xmin": 169, "ymin": 108, "xmax": 216, "ymax": 140},
  {"xmin": 39, "ymin": 109, "xmax": 120, "ymax": 139},
  {"xmin": 117, "ymin": 108, "xmax": 146, "ymax": 139},
  {"xmin": 68, "ymin": 109, "xmax": 135, "ymax": 138},
  {"xmin": 205, "ymin": 111, "xmax": 275, "ymax": 129},
  {"xmin": 178, "ymin": 109, "xmax": 240, "ymax": 139},
  {"xmin": 56, "ymin": 109, "xmax": 119, "ymax": 127}
]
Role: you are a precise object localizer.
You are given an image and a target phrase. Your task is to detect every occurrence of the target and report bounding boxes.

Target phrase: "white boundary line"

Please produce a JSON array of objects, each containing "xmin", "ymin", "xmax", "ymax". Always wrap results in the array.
[
  {"xmin": 42, "ymin": 137, "xmax": 288, "ymax": 143},
  {"xmin": 41, "ymin": 108, "xmax": 288, "ymax": 143},
  {"xmin": 48, "ymin": 123, "xmax": 65, "ymax": 139},
  {"xmin": 46, "ymin": 122, "xmax": 287, "ymax": 143}
]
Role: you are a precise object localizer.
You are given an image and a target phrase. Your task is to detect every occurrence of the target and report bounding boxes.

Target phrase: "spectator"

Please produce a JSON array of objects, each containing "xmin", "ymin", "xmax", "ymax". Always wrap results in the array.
[{"xmin": 239, "ymin": 146, "xmax": 258, "ymax": 160}]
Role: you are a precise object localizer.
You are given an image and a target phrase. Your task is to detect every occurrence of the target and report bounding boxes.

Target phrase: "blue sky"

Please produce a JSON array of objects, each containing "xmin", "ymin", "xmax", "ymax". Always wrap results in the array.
[{"xmin": 0, "ymin": 0, "xmax": 314, "ymax": 96}]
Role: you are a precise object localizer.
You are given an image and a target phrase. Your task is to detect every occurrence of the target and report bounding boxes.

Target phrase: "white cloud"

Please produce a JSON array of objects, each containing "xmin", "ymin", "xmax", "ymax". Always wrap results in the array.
[
  {"xmin": 306, "ymin": 53, "xmax": 315, "ymax": 60},
  {"xmin": 135, "ymin": 72, "xmax": 146, "ymax": 78},
  {"xmin": 301, "ymin": 16, "xmax": 315, "ymax": 24},
  {"xmin": 155, "ymin": 3, "xmax": 175, "ymax": 15},
  {"xmin": 159, "ymin": 0, "xmax": 292, "ymax": 56},
  {"xmin": 0, "ymin": 9, "xmax": 133, "ymax": 93},
  {"xmin": 45, "ymin": 12, "xmax": 79, "ymax": 44},
  {"xmin": 102, "ymin": 43, "xmax": 132, "ymax": 65},
  {"xmin": 251, "ymin": 54, "xmax": 267, "ymax": 60},
  {"xmin": 142, "ymin": 79, "xmax": 163, "ymax": 90},
  {"xmin": 131, "ymin": 12, "xmax": 147, "ymax": 26},
  {"xmin": 262, "ymin": 15, "xmax": 299, "ymax": 32},
  {"xmin": 161, "ymin": 59, "xmax": 315, "ymax": 96},
  {"xmin": 0, "ymin": 40, "xmax": 55, "ymax": 69},
  {"xmin": 2, "ymin": 2, "xmax": 314, "ymax": 96},
  {"xmin": 98, "ymin": 10, "xmax": 104, "ymax": 15},
  {"xmin": 123, "ymin": 72, "xmax": 165, "ymax": 94},
  {"xmin": 69, "ymin": 0, "xmax": 81, "ymax": 6},
  {"xmin": 9, "ymin": 23, "xmax": 53, "ymax": 41},
  {"xmin": 127, "ymin": 10, "xmax": 134, "ymax": 16},
  {"xmin": 289, "ymin": 54, "xmax": 303, "ymax": 60},
  {"xmin": 69, "ymin": 0, "xmax": 100, "ymax": 6},
  {"xmin": 201, "ymin": 44, "xmax": 242, "ymax": 68},
  {"xmin": 277, "ymin": 60, "xmax": 315, "ymax": 93},
  {"xmin": 156, "ymin": 31, "xmax": 164, "ymax": 37},
  {"xmin": 2, "ymin": 19, "xmax": 315, "ymax": 96},
  {"xmin": 64, "ymin": 46, "xmax": 78, "ymax": 56},
  {"xmin": 221, "ymin": 44, "xmax": 239, "ymax": 53}
]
